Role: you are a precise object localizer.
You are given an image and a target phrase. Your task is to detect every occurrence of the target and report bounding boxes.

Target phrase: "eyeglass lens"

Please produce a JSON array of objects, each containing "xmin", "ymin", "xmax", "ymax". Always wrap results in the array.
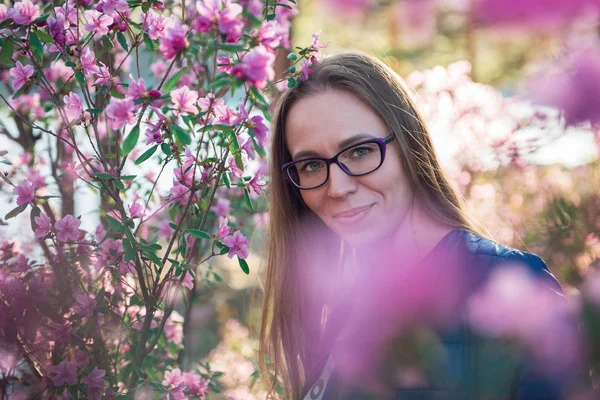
[{"xmin": 288, "ymin": 141, "xmax": 382, "ymax": 189}]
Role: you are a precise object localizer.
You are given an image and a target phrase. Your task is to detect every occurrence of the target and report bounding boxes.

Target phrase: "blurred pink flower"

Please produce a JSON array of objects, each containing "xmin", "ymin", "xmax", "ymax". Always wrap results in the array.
[
  {"xmin": 126, "ymin": 74, "xmax": 148, "ymax": 101},
  {"xmin": 257, "ymin": 20, "xmax": 282, "ymax": 50},
  {"xmin": 181, "ymin": 272, "xmax": 194, "ymax": 291},
  {"xmin": 474, "ymin": 0, "xmax": 597, "ymax": 29},
  {"xmin": 394, "ymin": 0, "xmax": 437, "ymax": 46},
  {"xmin": 9, "ymin": 61, "xmax": 34, "ymax": 91},
  {"xmin": 25, "ymin": 168, "xmax": 44, "ymax": 188},
  {"xmin": 48, "ymin": 359, "xmax": 78, "ymax": 387},
  {"xmin": 162, "ymin": 368, "xmax": 184, "ymax": 387},
  {"xmin": 84, "ymin": 9, "xmax": 113, "ymax": 36},
  {"xmin": 227, "ymin": 156, "xmax": 243, "ymax": 178},
  {"xmin": 527, "ymin": 46, "xmax": 600, "ymax": 126},
  {"xmin": 323, "ymin": 0, "xmax": 375, "ymax": 16},
  {"xmin": 170, "ymin": 85, "xmax": 198, "ymax": 116},
  {"xmin": 222, "ymin": 230, "xmax": 249, "ymax": 259},
  {"xmin": 217, "ymin": 217, "xmax": 231, "ymax": 238},
  {"xmin": 34, "ymin": 213, "xmax": 52, "ymax": 238},
  {"xmin": 165, "ymin": 312, "xmax": 184, "ymax": 343},
  {"xmin": 217, "ymin": 0, "xmax": 244, "ymax": 43},
  {"xmin": 128, "ymin": 202, "xmax": 145, "ymax": 219},
  {"xmin": 183, "ymin": 372, "xmax": 209, "ymax": 397},
  {"xmin": 63, "ymin": 91, "xmax": 83, "ymax": 121},
  {"xmin": 7, "ymin": 0, "xmax": 40, "ymax": 25},
  {"xmin": 80, "ymin": 47, "xmax": 100, "ymax": 76},
  {"xmin": 81, "ymin": 367, "xmax": 105, "ymax": 400},
  {"xmin": 106, "ymin": 98, "xmax": 136, "ymax": 130},
  {"xmin": 248, "ymin": 115, "xmax": 269, "ymax": 147},
  {"xmin": 159, "ymin": 18, "xmax": 189, "ymax": 59},
  {"xmin": 55, "ymin": 214, "xmax": 81, "ymax": 242},
  {"xmin": 13, "ymin": 180, "xmax": 34, "ymax": 205},
  {"xmin": 247, "ymin": 171, "xmax": 265, "ymax": 196},
  {"xmin": 236, "ymin": 45, "xmax": 275, "ymax": 89},
  {"xmin": 213, "ymin": 198, "xmax": 230, "ymax": 217},
  {"xmin": 141, "ymin": 10, "xmax": 167, "ymax": 40},
  {"xmin": 217, "ymin": 56, "xmax": 234, "ymax": 74},
  {"xmin": 75, "ymin": 290, "xmax": 96, "ymax": 317}
]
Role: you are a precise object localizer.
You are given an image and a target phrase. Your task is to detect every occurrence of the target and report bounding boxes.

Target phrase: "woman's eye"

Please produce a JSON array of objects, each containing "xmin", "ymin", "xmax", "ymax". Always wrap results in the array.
[
  {"xmin": 300, "ymin": 161, "xmax": 323, "ymax": 173},
  {"xmin": 352, "ymin": 147, "xmax": 371, "ymax": 158}
]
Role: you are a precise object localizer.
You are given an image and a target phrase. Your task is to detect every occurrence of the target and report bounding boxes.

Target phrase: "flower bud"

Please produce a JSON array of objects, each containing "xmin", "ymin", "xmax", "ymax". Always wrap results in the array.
[{"xmin": 148, "ymin": 89, "xmax": 161, "ymax": 99}]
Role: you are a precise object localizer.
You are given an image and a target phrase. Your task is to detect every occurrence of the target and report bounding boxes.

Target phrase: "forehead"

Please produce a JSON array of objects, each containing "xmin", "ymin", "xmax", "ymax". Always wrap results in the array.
[{"xmin": 285, "ymin": 89, "xmax": 387, "ymax": 156}]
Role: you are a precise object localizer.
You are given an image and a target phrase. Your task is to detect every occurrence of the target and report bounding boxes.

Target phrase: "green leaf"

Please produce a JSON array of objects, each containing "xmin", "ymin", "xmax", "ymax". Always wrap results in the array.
[
  {"xmin": 142, "ymin": 248, "xmax": 163, "ymax": 268},
  {"xmin": 0, "ymin": 18, "xmax": 14, "ymax": 29},
  {"xmin": 75, "ymin": 71, "xmax": 86, "ymax": 87},
  {"xmin": 287, "ymin": 77, "xmax": 296, "ymax": 89},
  {"xmin": 35, "ymin": 30, "xmax": 55, "ymax": 44},
  {"xmin": 221, "ymin": 172, "xmax": 231, "ymax": 189},
  {"xmin": 219, "ymin": 43, "xmax": 246, "ymax": 52},
  {"xmin": 249, "ymin": 86, "xmax": 269, "ymax": 106},
  {"xmin": 135, "ymin": 145, "xmax": 158, "ymax": 165},
  {"xmin": 266, "ymin": 13, "xmax": 276, "ymax": 21},
  {"xmin": 12, "ymin": 85, "xmax": 26, "ymax": 100},
  {"xmin": 6, "ymin": 204, "xmax": 28, "ymax": 220},
  {"xmin": 122, "ymin": 124, "xmax": 140, "ymax": 156},
  {"xmin": 161, "ymin": 143, "xmax": 173, "ymax": 156},
  {"xmin": 87, "ymin": 108, "xmax": 102, "ymax": 114},
  {"xmin": 243, "ymin": 188, "xmax": 254, "ymax": 211},
  {"xmin": 121, "ymin": 175, "xmax": 137, "ymax": 181},
  {"xmin": 116, "ymin": 31, "xmax": 129, "ymax": 51},
  {"xmin": 29, "ymin": 206, "xmax": 41, "ymax": 233},
  {"xmin": 0, "ymin": 38, "xmax": 14, "ymax": 67},
  {"xmin": 123, "ymin": 239, "xmax": 137, "ymax": 262},
  {"xmin": 274, "ymin": 3, "xmax": 293, "ymax": 9},
  {"xmin": 287, "ymin": 53, "xmax": 298, "ymax": 61},
  {"xmin": 144, "ymin": 34, "xmax": 157, "ymax": 51},
  {"xmin": 93, "ymin": 172, "xmax": 114, "ymax": 180},
  {"xmin": 105, "ymin": 214, "xmax": 125, "ymax": 233},
  {"xmin": 171, "ymin": 124, "xmax": 191, "ymax": 146},
  {"xmin": 186, "ymin": 229, "xmax": 212, "ymax": 239},
  {"xmin": 30, "ymin": 32, "xmax": 44, "ymax": 64},
  {"xmin": 162, "ymin": 68, "xmax": 186, "ymax": 93},
  {"xmin": 238, "ymin": 257, "xmax": 250, "ymax": 275}
]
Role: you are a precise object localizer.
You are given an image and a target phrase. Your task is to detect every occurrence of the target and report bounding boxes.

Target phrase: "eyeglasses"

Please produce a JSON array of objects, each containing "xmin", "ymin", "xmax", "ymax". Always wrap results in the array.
[{"xmin": 282, "ymin": 135, "xmax": 395, "ymax": 190}]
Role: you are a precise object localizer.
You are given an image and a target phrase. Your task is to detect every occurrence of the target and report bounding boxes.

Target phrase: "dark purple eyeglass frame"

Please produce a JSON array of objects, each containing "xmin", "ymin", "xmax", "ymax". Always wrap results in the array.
[{"xmin": 282, "ymin": 134, "xmax": 395, "ymax": 190}]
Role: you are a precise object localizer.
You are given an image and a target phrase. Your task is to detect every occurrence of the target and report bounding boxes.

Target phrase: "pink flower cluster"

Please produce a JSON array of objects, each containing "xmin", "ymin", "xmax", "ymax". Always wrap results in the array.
[
  {"xmin": 162, "ymin": 368, "xmax": 209, "ymax": 399},
  {"xmin": 193, "ymin": 0, "xmax": 244, "ymax": 43}
]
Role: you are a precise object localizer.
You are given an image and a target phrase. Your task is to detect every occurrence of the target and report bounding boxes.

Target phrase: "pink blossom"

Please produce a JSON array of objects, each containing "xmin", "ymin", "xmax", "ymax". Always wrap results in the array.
[
  {"xmin": 50, "ymin": 322, "xmax": 72, "ymax": 342},
  {"xmin": 222, "ymin": 230, "xmax": 249, "ymax": 259},
  {"xmin": 141, "ymin": 10, "xmax": 167, "ymax": 40},
  {"xmin": 227, "ymin": 156, "xmax": 243, "ymax": 178},
  {"xmin": 74, "ymin": 350, "xmax": 89, "ymax": 366},
  {"xmin": 81, "ymin": 367, "xmax": 106, "ymax": 400},
  {"xmin": 217, "ymin": 1, "xmax": 243, "ymax": 42},
  {"xmin": 474, "ymin": 0, "xmax": 597, "ymax": 30},
  {"xmin": 63, "ymin": 92, "xmax": 83, "ymax": 121},
  {"xmin": 75, "ymin": 290, "xmax": 96, "ymax": 317},
  {"xmin": 170, "ymin": 183, "xmax": 192, "ymax": 206},
  {"xmin": 257, "ymin": 20, "xmax": 282, "ymax": 50},
  {"xmin": 165, "ymin": 312, "xmax": 184, "ymax": 343},
  {"xmin": 25, "ymin": 168, "xmax": 44, "ymax": 189},
  {"xmin": 247, "ymin": 171, "xmax": 265, "ymax": 196},
  {"xmin": 217, "ymin": 217, "xmax": 231, "ymax": 238},
  {"xmin": 106, "ymin": 98, "xmax": 136, "ymax": 130},
  {"xmin": 55, "ymin": 214, "xmax": 81, "ymax": 242},
  {"xmin": 84, "ymin": 10, "xmax": 114, "ymax": 36},
  {"xmin": 120, "ymin": 261, "xmax": 136, "ymax": 275},
  {"xmin": 48, "ymin": 359, "xmax": 78, "ymax": 387},
  {"xmin": 248, "ymin": 115, "xmax": 269, "ymax": 147},
  {"xmin": 159, "ymin": 18, "xmax": 189, "ymax": 60},
  {"xmin": 162, "ymin": 368, "xmax": 184, "ymax": 387},
  {"xmin": 324, "ymin": 0, "xmax": 375, "ymax": 16},
  {"xmin": 13, "ymin": 180, "xmax": 34, "ymax": 206},
  {"xmin": 128, "ymin": 202, "xmax": 145, "ymax": 219},
  {"xmin": 182, "ymin": 372, "xmax": 209, "ymax": 397},
  {"xmin": 7, "ymin": 0, "xmax": 40, "ymax": 25},
  {"xmin": 299, "ymin": 56, "xmax": 317, "ymax": 82},
  {"xmin": 93, "ymin": 63, "xmax": 112, "ymax": 86},
  {"xmin": 213, "ymin": 198, "xmax": 230, "ymax": 217},
  {"xmin": 217, "ymin": 56, "xmax": 234, "ymax": 74},
  {"xmin": 9, "ymin": 61, "xmax": 34, "ymax": 91},
  {"xmin": 237, "ymin": 45, "xmax": 275, "ymax": 89},
  {"xmin": 170, "ymin": 85, "xmax": 198, "ymax": 116},
  {"xmin": 0, "ymin": 4, "xmax": 8, "ymax": 23},
  {"xmin": 34, "ymin": 213, "xmax": 52, "ymax": 238},
  {"xmin": 527, "ymin": 45, "xmax": 600, "ymax": 126},
  {"xmin": 126, "ymin": 74, "xmax": 148, "ymax": 100},
  {"xmin": 79, "ymin": 47, "xmax": 101, "ymax": 76}
]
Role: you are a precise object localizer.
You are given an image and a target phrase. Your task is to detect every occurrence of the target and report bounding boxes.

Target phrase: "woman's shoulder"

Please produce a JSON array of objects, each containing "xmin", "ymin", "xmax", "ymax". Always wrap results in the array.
[{"xmin": 451, "ymin": 229, "xmax": 563, "ymax": 293}]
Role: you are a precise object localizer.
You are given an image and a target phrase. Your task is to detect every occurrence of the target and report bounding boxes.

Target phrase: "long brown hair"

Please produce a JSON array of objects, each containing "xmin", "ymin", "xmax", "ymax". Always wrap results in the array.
[{"xmin": 259, "ymin": 51, "xmax": 485, "ymax": 399}]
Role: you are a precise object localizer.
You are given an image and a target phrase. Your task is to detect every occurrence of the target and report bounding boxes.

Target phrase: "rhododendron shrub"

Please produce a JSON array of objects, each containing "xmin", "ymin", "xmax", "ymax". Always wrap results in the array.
[{"xmin": 0, "ymin": 0, "xmax": 324, "ymax": 397}]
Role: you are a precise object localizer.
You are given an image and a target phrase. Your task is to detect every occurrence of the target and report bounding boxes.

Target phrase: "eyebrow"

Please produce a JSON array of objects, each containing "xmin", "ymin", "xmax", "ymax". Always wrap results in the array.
[{"xmin": 292, "ymin": 133, "xmax": 377, "ymax": 160}]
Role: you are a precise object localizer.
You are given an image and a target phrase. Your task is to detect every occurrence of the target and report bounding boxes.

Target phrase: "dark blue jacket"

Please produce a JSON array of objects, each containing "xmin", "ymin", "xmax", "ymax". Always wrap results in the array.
[{"xmin": 302, "ymin": 229, "xmax": 568, "ymax": 400}]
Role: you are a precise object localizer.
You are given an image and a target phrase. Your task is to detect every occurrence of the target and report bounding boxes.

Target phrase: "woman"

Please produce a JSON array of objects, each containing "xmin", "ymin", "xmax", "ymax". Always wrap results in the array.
[{"xmin": 259, "ymin": 52, "xmax": 565, "ymax": 399}]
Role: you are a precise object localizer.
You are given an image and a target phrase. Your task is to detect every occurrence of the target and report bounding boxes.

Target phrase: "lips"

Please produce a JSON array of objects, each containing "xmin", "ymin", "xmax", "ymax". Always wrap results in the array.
[{"xmin": 333, "ymin": 204, "xmax": 374, "ymax": 222}]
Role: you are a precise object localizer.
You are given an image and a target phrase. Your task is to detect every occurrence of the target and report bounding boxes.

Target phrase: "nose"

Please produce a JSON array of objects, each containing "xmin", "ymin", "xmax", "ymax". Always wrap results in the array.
[{"xmin": 326, "ymin": 162, "xmax": 357, "ymax": 199}]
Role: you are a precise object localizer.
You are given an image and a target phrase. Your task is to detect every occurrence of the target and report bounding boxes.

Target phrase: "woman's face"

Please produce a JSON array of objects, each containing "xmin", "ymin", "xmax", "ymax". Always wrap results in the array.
[{"xmin": 285, "ymin": 89, "xmax": 415, "ymax": 247}]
